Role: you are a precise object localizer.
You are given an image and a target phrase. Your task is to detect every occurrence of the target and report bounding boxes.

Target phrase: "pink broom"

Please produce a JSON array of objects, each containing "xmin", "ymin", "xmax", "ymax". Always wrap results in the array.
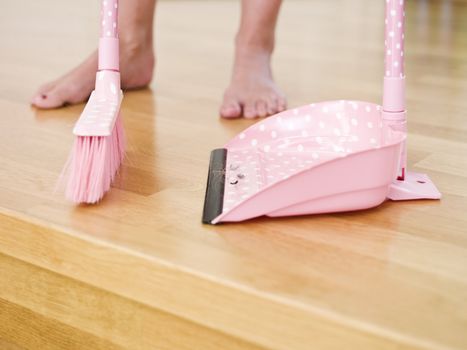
[{"xmin": 64, "ymin": 0, "xmax": 125, "ymax": 203}]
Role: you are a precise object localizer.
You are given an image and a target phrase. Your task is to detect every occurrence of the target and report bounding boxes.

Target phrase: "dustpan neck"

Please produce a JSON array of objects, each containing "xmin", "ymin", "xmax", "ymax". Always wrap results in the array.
[{"xmin": 382, "ymin": 0, "xmax": 407, "ymax": 180}]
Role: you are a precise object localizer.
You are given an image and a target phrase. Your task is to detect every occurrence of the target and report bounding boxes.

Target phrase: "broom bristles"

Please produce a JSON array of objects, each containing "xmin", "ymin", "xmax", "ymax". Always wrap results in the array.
[{"xmin": 65, "ymin": 116, "xmax": 125, "ymax": 204}]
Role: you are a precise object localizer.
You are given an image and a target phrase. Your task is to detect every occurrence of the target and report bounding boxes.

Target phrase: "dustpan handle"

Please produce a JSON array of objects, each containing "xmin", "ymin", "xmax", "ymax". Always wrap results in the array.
[
  {"xmin": 98, "ymin": 0, "xmax": 119, "ymax": 71},
  {"xmin": 383, "ymin": 0, "xmax": 407, "ymax": 180},
  {"xmin": 383, "ymin": 0, "xmax": 405, "ymax": 113},
  {"xmin": 384, "ymin": 0, "xmax": 405, "ymax": 80}
]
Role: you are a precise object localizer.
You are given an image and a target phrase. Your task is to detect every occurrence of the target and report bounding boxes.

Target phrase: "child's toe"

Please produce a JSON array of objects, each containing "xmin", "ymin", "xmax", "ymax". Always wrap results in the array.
[
  {"xmin": 243, "ymin": 101, "xmax": 257, "ymax": 119},
  {"xmin": 30, "ymin": 82, "xmax": 57, "ymax": 105},
  {"xmin": 31, "ymin": 87, "xmax": 65, "ymax": 109},
  {"xmin": 267, "ymin": 96, "xmax": 279, "ymax": 115},
  {"xmin": 256, "ymin": 100, "xmax": 268, "ymax": 117},
  {"xmin": 220, "ymin": 98, "xmax": 242, "ymax": 119},
  {"xmin": 277, "ymin": 97, "xmax": 287, "ymax": 112}
]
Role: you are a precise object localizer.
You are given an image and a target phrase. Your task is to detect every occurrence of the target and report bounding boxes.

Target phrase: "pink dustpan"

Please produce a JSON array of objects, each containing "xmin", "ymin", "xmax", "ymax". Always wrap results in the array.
[{"xmin": 202, "ymin": 0, "xmax": 441, "ymax": 224}]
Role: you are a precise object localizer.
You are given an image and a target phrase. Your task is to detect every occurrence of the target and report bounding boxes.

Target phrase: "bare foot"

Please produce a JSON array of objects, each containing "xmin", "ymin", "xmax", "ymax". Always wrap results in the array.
[
  {"xmin": 220, "ymin": 45, "xmax": 286, "ymax": 119},
  {"xmin": 31, "ymin": 41, "xmax": 154, "ymax": 109}
]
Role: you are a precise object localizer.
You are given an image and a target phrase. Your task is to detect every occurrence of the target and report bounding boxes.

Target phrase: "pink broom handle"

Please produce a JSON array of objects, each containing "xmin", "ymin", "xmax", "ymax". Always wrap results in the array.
[
  {"xmin": 383, "ymin": 0, "xmax": 406, "ymax": 179},
  {"xmin": 98, "ymin": 0, "xmax": 119, "ymax": 72}
]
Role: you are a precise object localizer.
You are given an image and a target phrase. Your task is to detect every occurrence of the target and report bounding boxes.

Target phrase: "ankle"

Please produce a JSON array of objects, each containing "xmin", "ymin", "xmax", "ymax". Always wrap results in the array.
[
  {"xmin": 119, "ymin": 29, "xmax": 153, "ymax": 55},
  {"xmin": 233, "ymin": 39, "xmax": 273, "ymax": 71},
  {"xmin": 235, "ymin": 31, "xmax": 275, "ymax": 55}
]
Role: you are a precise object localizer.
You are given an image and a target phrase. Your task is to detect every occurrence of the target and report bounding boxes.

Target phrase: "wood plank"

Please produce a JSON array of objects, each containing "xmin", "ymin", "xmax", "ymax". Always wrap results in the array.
[
  {"xmin": 0, "ymin": 0, "xmax": 466, "ymax": 349},
  {"xmin": 0, "ymin": 253, "xmax": 263, "ymax": 350}
]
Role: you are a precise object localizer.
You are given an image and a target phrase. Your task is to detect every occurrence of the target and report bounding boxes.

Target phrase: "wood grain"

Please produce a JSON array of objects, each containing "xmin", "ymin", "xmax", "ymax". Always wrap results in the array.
[
  {"xmin": 0, "ymin": 0, "xmax": 466, "ymax": 349},
  {"xmin": 0, "ymin": 252, "xmax": 262, "ymax": 350}
]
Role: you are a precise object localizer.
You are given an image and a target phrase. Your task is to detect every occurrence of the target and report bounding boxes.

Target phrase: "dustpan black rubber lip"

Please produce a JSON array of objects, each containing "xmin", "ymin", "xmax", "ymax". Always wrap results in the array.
[{"xmin": 202, "ymin": 148, "xmax": 228, "ymax": 224}]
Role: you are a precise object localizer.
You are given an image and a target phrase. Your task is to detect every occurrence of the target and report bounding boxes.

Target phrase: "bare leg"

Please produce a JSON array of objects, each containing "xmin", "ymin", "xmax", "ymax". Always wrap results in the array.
[
  {"xmin": 31, "ymin": 0, "xmax": 156, "ymax": 109},
  {"xmin": 220, "ymin": 0, "xmax": 286, "ymax": 119}
]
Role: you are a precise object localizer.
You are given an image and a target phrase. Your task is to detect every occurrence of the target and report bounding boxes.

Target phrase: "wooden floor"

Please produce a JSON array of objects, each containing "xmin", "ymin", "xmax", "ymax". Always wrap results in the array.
[{"xmin": 1, "ymin": 0, "xmax": 467, "ymax": 349}]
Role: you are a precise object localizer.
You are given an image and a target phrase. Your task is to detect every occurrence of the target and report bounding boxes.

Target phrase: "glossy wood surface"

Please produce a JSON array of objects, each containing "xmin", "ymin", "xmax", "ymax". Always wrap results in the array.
[{"xmin": 0, "ymin": 0, "xmax": 466, "ymax": 349}]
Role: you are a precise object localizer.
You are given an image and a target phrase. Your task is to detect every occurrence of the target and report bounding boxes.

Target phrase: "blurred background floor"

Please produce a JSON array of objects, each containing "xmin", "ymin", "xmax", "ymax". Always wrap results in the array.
[{"xmin": 0, "ymin": 0, "xmax": 467, "ymax": 349}]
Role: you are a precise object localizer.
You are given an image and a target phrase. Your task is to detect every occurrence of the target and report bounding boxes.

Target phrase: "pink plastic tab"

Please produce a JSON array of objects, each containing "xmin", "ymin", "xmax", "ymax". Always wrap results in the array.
[{"xmin": 388, "ymin": 171, "xmax": 441, "ymax": 200}]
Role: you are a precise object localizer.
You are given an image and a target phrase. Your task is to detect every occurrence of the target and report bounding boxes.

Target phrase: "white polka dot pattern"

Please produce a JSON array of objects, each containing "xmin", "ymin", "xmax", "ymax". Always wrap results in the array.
[
  {"xmin": 385, "ymin": 0, "xmax": 405, "ymax": 77},
  {"xmin": 221, "ymin": 100, "xmax": 401, "ymax": 213},
  {"xmin": 101, "ymin": 0, "xmax": 118, "ymax": 38}
]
